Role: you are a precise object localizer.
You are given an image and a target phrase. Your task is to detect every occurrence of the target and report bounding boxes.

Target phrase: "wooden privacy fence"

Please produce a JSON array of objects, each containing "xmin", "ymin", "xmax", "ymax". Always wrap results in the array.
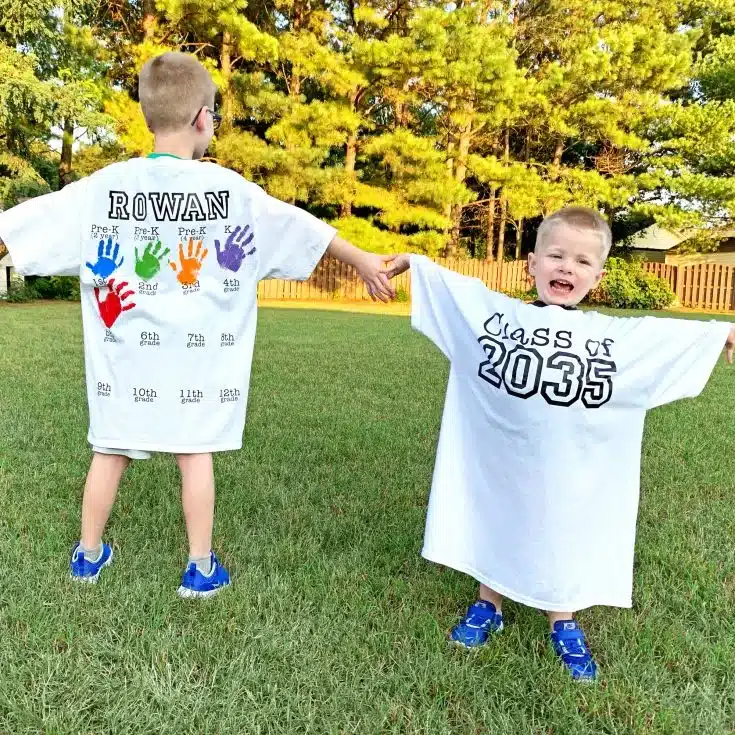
[
  {"xmin": 256, "ymin": 256, "xmax": 735, "ymax": 312},
  {"xmin": 257, "ymin": 257, "xmax": 534, "ymax": 302},
  {"xmin": 641, "ymin": 262, "xmax": 735, "ymax": 311}
]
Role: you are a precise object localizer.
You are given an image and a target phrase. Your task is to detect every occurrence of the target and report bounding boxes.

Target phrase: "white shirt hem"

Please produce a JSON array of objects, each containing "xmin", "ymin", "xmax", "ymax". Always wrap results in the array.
[
  {"xmin": 87, "ymin": 436, "xmax": 243, "ymax": 453},
  {"xmin": 421, "ymin": 548, "xmax": 633, "ymax": 612}
]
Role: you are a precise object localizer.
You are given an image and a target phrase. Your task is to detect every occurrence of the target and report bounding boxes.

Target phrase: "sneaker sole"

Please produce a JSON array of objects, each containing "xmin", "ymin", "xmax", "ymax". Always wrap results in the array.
[
  {"xmin": 70, "ymin": 548, "xmax": 114, "ymax": 584},
  {"xmin": 176, "ymin": 581, "xmax": 231, "ymax": 599}
]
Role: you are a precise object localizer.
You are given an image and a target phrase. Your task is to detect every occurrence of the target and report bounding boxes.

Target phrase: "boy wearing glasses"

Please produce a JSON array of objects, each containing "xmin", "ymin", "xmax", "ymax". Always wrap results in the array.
[{"xmin": 0, "ymin": 52, "xmax": 396, "ymax": 597}]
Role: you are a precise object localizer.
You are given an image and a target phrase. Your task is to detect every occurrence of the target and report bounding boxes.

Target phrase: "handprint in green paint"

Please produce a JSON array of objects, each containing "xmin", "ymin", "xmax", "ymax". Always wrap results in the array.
[{"xmin": 135, "ymin": 240, "xmax": 170, "ymax": 281}]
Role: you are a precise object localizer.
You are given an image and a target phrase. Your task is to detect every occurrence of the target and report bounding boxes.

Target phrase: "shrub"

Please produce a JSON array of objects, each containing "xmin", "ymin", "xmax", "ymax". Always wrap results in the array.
[
  {"xmin": 2, "ymin": 274, "xmax": 39, "ymax": 303},
  {"xmin": 25, "ymin": 276, "xmax": 80, "ymax": 301},
  {"xmin": 504, "ymin": 284, "xmax": 538, "ymax": 302},
  {"xmin": 587, "ymin": 257, "xmax": 675, "ymax": 310}
]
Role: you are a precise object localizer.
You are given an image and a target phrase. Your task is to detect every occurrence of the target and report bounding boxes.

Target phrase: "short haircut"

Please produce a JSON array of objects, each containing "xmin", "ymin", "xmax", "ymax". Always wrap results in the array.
[
  {"xmin": 535, "ymin": 206, "xmax": 612, "ymax": 262},
  {"xmin": 138, "ymin": 52, "xmax": 217, "ymax": 134}
]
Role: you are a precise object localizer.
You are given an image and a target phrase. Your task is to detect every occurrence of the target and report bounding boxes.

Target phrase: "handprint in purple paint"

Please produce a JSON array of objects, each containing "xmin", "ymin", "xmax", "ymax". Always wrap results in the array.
[{"xmin": 214, "ymin": 225, "xmax": 255, "ymax": 273}]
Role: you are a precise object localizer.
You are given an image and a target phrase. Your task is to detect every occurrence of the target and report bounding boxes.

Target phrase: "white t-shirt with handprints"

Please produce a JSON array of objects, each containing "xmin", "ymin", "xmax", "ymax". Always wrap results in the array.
[
  {"xmin": 410, "ymin": 255, "xmax": 730, "ymax": 611},
  {"xmin": 0, "ymin": 157, "xmax": 336, "ymax": 453}
]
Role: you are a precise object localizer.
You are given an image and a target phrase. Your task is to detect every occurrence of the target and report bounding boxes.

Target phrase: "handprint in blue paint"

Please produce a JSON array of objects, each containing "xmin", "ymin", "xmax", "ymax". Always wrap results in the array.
[
  {"xmin": 215, "ymin": 225, "xmax": 255, "ymax": 273},
  {"xmin": 87, "ymin": 237, "xmax": 124, "ymax": 278}
]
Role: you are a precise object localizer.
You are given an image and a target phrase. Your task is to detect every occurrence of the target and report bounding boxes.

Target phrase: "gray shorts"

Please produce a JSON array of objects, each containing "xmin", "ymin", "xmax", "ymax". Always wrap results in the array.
[{"xmin": 93, "ymin": 446, "xmax": 152, "ymax": 460}]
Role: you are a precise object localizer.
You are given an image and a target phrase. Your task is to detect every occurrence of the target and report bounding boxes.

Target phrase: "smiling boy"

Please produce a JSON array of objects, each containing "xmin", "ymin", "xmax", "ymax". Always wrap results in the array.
[{"xmin": 387, "ymin": 206, "xmax": 735, "ymax": 681}]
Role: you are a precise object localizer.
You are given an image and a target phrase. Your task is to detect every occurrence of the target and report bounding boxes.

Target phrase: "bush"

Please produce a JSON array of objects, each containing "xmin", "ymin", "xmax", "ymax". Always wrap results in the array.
[
  {"xmin": 504, "ymin": 284, "xmax": 538, "ymax": 302},
  {"xmin": 2, "ymin": 274, "xmax": 39, "ymax": 303},
  {"xmin": 587, "ymin": 257, "xmax": 675, "ymax": 310},
  {"xmin": 25, "ymin": 276, "xmax": 80, "ymax": 301}
]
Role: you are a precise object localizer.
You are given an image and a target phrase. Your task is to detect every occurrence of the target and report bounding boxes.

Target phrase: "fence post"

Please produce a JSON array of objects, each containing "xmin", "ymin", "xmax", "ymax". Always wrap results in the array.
[{"xmin": 675, "ymin": 264, "xmax": 684, "ymax": 304}]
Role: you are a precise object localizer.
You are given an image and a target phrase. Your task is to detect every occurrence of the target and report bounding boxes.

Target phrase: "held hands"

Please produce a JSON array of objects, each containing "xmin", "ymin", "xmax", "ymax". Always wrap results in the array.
[
  {"xmin": 356, "ymin": 251, "xmax": 412, "ymax": 301},
  {"xmin": 384, "ymin": 253, "xmax": 411, "ymax": 279},
  {"xmin": 355, "ymin": 252, "xmax": 398, "ymax": 303}
]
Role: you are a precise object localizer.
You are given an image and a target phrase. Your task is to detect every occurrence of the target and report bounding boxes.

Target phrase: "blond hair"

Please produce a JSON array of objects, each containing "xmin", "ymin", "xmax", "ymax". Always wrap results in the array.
[
  {"xmin": 536, "ymin": 206, "xmax": 612, "ymax": 262},
  {"xmin": 138, "ymin": 52, "xmax": 217, "ymax": 134}
]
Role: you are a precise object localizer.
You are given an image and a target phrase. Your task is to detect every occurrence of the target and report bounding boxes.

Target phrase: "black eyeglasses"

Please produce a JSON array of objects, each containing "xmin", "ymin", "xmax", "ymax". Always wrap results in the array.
[{"xmin": 191, "ymin": 107, "xmax": 222, "ymax": 130}]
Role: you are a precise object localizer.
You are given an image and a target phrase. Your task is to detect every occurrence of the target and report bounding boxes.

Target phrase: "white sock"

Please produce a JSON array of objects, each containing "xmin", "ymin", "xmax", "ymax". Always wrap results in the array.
[
  {"xmin": 188, "ymin": 554, "xmax": 212, "ymax": 575},
  {"xmin": 80, "ymin": 542, "xmax": 103, "ymax": 563}
]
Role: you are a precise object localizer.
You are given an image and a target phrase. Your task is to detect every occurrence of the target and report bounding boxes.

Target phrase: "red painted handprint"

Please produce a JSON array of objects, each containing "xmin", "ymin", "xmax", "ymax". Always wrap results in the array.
[{"xmin": 94, "ymin": 278, "xmax": 136, "ymax": 328}]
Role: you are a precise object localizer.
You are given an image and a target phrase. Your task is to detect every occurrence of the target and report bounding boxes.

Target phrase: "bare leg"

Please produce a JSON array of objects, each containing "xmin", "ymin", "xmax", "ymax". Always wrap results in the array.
[
  {"xmin": 80, "ymin": 453, "xmax": 129, "ymax": 549},
  {"xmin": 479, "ymin": 583, "xmax": 504, "ymax": 611},
  {"xmin": 547, "ymin": 610, "xmax": 575, "ymax": 629},
  {"xmin": 177, "ymin": 452, "xmax": 215, "ymax": 559}
]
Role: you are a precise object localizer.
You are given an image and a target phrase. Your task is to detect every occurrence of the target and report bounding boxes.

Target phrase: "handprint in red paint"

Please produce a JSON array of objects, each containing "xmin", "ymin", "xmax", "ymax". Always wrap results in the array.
[{"xmin": 94, "ymin": 278, "xmax": 136, "ymax": 328}]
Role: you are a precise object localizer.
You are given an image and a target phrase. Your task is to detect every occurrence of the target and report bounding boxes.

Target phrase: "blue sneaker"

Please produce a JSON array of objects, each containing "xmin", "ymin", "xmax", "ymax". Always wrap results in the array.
[
  {"xmin": 177, "ymin": 552, "xmax": 230, "ymax": 599},
  {"xmin": 550, "ymin": 620, "xmax": 598, "ymax": 682},
  {"xmin": 450, "ymin": 600, "xmax": 504, "ymax": 648},
  {"xmin": 70, "ymin": 542, "xmax": 113, "ymax": 583}
]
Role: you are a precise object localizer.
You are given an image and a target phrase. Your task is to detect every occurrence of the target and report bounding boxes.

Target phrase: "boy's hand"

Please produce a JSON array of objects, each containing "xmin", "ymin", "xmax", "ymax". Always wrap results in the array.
[
  {"xmin": 385, "ymin": 253, "xmax": 410, "ymax": 279},
  {"xmin": 355, "ymin": 252, "xmax": 396, "ymax": 302},
  {"xmin": 725, "ymin": 326, "xmax": 735, "ymax": 364}
]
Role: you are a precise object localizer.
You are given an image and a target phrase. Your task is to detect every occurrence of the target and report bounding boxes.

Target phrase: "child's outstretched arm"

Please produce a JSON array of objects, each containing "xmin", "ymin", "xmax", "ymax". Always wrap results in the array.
[{"xmin": 326, "ymin": 236, "xmax": 397, "ymax": 303}]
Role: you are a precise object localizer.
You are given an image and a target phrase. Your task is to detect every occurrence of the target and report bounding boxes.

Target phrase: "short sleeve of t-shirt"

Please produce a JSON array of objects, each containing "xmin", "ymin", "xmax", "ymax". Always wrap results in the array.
[
  {"xmin": 253, "ymin": 191, "xmax": 336, "ymax": 281},
  {"xmin": 410, "ymin": 254, "xmax": 487, "ymax": 360},
  {"xmin": 0, "ymin": 179, "xmax": 88, "ymax": 276},
  {"xmin": 618, "ymin": 315, "xmax": 731, "ymax": 409}
]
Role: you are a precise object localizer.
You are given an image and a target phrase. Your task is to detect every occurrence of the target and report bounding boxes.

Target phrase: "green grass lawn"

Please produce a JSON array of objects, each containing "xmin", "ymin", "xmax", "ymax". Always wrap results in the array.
[{"xmin": 0, "ymin": 302, "xmax": 734, "ymax": 735}]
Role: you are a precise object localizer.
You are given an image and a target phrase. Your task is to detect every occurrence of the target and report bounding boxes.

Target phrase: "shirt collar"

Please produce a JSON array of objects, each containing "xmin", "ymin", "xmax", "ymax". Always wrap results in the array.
[
  {"xmin": 146, "ymin": 152, "xmax": 183, "ymax": 160},
  {"xmin": 531, "ymin": 300, "xmax": 578, "ymax": 311}
]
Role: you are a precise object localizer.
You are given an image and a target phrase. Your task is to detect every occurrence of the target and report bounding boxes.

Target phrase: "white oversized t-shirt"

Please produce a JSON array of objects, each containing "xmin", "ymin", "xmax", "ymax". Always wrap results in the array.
[
  {"xmin": 410, "ymin": 255, "xmax": 730, "ymax": 611},
  {"xmin": 0, "ymin": 157, "xmax": 336, "ymax": 453}
]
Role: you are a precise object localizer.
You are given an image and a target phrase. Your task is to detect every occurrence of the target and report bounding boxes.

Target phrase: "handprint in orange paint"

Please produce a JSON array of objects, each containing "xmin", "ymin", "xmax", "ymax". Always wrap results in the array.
[{"xmin": 169, "ymin": 238, "xmax": 208, "ymax": 286}]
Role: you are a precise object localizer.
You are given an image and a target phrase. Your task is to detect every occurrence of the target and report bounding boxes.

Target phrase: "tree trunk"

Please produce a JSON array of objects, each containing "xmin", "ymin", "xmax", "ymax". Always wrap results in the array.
[
  {"xmin": 340, "ymin": 128, "xmax": 358, "ymax": 217},
  {"xmin": 448, "ymin": 127, "xmax": 471, "ymax": 253},
  {"xmin": 485, "ymin": 186, "xmax": 497, "ymax": 261},
  {"xmin": 220, "ymin": 31, "xmax": 234, "ymax": 134},
  {"xmin": 515, "ymin": 217, "xmax": 524, "ymax": 259},
  {"xmin": 59, "ymin": 119, "xmax": 74, "ymax": 189},
  {"xmin": 496, "ymin": 194, "xmax": 508, "ymax": 261},
  {"xmin": 142, "ymin": 0, "xmax": 156, "ymax": 39},
  {"xmin": 443, "ymin": 138, "xmax": 456, "ymax": 254},
  {"xmin": 551, "ymin": 140, "xmax": 564, "ymax": 180},
  {"xmin": 494, "ymin": 126, "xmax": 510, "ymax": 260}
]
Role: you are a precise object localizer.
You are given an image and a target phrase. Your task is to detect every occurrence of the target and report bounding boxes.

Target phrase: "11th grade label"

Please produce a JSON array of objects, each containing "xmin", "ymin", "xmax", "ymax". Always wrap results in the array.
[{"xmin": 180, "ymin": 389, "xmax": 203, "ymax": 404}]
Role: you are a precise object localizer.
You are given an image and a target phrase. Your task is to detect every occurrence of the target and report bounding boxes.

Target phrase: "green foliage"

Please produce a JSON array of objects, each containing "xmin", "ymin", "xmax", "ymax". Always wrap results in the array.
[
  {"xmin": 25, "ymin": 275, "xmax": 80, "ymax": 301},
  {"xmin": 6, "ymin": 0, "xmax": 735, "ymax": 260},
  {"xmin": 588, "ymin": 257, "xmax": 676, "ymax": 310},
  {"xmin": 1, "ymin": 276, "xmax": 38, "ymax": 303},
  {"xmin": 504, "ymin": 284, "xmax": 538, "ymax": 302},
  {"xmin": 331, "ymin": 216, "xmax": 445, "ymax": 256},
  {"xmin": 394, "ymin": 286, "xmax": 409, "ymax": 302}
]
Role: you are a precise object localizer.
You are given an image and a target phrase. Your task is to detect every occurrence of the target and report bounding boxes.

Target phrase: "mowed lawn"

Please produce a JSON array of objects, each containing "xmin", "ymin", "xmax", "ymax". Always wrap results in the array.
[{"xmin": 0, "ymin": 302, "xmax": 734, "ymax": 735}]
